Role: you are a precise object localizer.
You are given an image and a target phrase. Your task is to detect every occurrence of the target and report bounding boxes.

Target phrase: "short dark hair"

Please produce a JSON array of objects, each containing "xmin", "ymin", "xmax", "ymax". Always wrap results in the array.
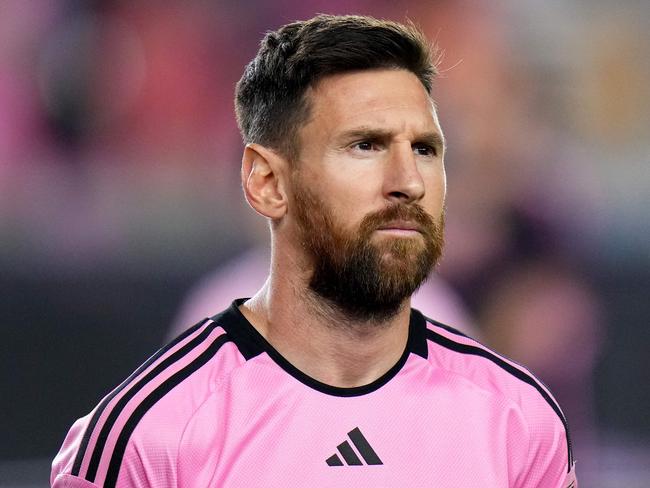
[{"xmin": 235, "ymin": 14, "xmax": 438, "ymax": 159}]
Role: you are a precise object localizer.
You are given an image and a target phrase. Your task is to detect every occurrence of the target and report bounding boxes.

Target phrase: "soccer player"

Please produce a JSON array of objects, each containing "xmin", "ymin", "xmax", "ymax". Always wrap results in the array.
[{"xmin": 52, "ymin": 15, "xmax": 577, "ymax": 487}]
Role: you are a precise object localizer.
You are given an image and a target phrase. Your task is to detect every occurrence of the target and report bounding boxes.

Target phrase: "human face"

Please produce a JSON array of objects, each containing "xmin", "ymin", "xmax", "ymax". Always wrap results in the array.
[{"xmin": 289, "ymin": 69, "xmax": 447, "ymax": 319}]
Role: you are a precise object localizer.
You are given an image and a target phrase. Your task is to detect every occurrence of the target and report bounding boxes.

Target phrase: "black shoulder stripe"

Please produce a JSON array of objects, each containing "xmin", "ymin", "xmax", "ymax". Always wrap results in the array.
[
  {"xmin": 71, "ymin": 317, "xmax": 212, "ymax": 476},
  {"xmin": 78, "ymin": 319, "xmax": 221, "ymax": 482},
  {"xmin": 422, "ymin": 314, "xmax": 471, "ymax": 339},
  {"xmin": 103, "ymin": 334, "xmax": 230, "ymax": 488},
  {"xmin": 425, "ymin": 328, "xmax": 574, "ymax": 471}
]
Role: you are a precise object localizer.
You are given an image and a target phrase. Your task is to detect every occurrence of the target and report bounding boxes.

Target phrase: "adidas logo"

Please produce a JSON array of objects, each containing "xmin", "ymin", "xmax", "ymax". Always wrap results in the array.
[{"xmin": 326, "ymin": 427, "xmax": 383, "ymax": 466}]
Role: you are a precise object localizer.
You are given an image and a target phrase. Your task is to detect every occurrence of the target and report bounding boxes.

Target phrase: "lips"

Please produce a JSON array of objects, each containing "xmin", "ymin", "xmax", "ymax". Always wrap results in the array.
[
  {"xmin": 376, "ymin": 220, "xmax": 423, "ymax": 233},
  {"xmin": 360, "ymin": 203, "xmax": 435, "ymax": 239}
]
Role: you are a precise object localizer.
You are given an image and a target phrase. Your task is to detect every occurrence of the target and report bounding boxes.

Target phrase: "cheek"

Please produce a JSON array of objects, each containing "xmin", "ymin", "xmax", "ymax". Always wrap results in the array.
[
  {"xmin": 314, "ymin": 186, "xmax": 373, "ymax": 235},
  {"xmin": 423, "ymin": 168, "xmax": 447, "ymax": 210},
  {"xmin": 324, "ymin": 171, "xmax": 382, "ymax": 209}
]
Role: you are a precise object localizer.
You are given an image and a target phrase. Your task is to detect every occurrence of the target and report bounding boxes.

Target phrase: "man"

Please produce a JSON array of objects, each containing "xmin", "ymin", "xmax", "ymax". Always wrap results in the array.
[{"xmin": 52, "ymin": 15, "xmax": 576, "ymax": 487}]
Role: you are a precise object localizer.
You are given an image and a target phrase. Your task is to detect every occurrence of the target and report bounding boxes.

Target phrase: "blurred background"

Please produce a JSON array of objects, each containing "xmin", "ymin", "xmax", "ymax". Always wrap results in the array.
[{"xmin": 1, "ymin": 0, "xmax": 648, "ymax": 486}]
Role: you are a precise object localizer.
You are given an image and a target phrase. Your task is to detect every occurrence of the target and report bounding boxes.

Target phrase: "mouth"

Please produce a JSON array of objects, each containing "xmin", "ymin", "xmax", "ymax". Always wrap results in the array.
[{"xmin": 375, "ymin": 221, "xmax": 423, "ymax": 235}]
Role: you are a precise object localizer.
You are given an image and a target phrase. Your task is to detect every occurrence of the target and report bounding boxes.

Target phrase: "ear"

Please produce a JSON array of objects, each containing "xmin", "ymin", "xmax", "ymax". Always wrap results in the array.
[{"xmin": 241, "ymin": 143, "xmax": 288, "ymax": 220}]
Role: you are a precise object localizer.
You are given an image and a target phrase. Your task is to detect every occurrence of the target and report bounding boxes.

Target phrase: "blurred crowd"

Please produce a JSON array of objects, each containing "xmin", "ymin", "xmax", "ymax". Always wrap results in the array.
[{"xmin": 1, "ymin": 0, "xmax": 649, "ymax": 486}]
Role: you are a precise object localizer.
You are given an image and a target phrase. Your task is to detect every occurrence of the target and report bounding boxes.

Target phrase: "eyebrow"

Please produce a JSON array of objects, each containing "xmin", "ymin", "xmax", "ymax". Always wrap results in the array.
[{"xmin": 339, "ymin": 127, "xmax": 447, "ymax": 152}]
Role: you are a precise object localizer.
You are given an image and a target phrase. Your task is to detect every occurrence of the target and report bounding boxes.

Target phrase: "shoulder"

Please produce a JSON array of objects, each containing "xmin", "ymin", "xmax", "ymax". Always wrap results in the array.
[
  {"xmin": 52, "ymin": 314, "xmax": 245, "ymax": 488},
  {"xmin": 422, "ymin": 314, "xmax": 565, "ymax": 419},
  {"xmin": 420, "ymin": 312, "xmax": 575, "ymax": 484}
]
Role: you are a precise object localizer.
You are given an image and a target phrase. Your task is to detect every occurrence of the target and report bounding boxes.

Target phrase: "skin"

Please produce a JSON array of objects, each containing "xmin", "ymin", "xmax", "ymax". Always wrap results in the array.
[{"xmin": 239, "ymin": 68, "xmax": 446, "ymax": 388}]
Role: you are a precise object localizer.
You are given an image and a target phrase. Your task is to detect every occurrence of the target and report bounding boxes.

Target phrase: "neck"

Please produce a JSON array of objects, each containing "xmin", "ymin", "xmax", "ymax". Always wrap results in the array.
[{"xmin": 240, "ymin": 244, "xmax": 411, "ymax": 388}]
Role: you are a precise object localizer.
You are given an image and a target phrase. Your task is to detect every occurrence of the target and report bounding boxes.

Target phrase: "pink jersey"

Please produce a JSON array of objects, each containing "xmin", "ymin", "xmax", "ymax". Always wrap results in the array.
[{"xmin": 52, "ymin": 300, "xmax": 577, "ymax": 487}]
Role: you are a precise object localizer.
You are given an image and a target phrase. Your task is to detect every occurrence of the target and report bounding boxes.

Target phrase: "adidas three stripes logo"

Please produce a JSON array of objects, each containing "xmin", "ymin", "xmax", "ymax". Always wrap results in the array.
[{"xmin": 326, "ymin": 427, "xmax": 383, "ymax": 466}]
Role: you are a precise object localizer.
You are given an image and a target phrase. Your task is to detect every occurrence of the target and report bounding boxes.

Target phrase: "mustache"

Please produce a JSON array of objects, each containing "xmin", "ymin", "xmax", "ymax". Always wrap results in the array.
[{"xmin": 358, "ymin": 203, "xmax": 437, "ymax": 235}]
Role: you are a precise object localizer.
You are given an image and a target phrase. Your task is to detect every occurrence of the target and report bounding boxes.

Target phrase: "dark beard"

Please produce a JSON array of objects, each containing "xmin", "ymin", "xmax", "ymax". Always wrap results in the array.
[{"xmin": 292, "ymin": 181, "xmax": 444, "ymax": 322}]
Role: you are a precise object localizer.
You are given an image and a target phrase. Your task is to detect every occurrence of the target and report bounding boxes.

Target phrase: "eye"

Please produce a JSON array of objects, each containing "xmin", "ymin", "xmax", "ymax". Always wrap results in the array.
[
  {"xmin": 413, "ymin": 143, "xmax": 437, "ymax": 157},
  {"xmin": 353, "ymin": 141, "xmax": 377, "ymax": 151}
]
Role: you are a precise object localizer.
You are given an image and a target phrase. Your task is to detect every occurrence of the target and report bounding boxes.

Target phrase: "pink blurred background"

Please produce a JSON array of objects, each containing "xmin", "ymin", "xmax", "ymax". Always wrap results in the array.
[{"xmin": 1, "ymin": 1, "xmax": 648, "ymax": 486}]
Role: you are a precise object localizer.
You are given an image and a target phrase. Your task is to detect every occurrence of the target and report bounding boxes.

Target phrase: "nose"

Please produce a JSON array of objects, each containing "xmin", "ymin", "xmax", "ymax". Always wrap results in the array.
[{"xmin": 383, "ymin": 142, "xmax": 425, "ymax": 204}]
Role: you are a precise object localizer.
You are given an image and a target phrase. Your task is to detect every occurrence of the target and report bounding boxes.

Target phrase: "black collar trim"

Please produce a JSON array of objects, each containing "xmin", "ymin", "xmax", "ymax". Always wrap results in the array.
[{"xmin": 211, "ymin": 299, "xmax": 429, "ymax": 397}]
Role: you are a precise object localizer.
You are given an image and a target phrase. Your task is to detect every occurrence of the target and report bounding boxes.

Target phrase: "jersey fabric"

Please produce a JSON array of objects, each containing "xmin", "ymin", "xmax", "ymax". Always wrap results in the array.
[{"xmin": 52, "ymin": 299, "xmax": 577, "ymax": 488}]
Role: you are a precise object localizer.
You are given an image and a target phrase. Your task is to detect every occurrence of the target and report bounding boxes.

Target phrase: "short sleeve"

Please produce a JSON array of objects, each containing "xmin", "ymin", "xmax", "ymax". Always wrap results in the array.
[
  {"xmin": 515, "ymin": 400, "xmax": 575, "ymax": 488},
  {"xmin": 51, "ymin": 473, "xmax": 101, "ymax": 488}
]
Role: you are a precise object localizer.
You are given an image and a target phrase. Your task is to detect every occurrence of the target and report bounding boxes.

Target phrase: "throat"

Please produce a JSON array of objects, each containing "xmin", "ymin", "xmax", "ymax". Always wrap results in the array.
[
  {"xmin": 305, "ymin": 330, "xmax": 409, "ymax": 388},
  {"xmin": 240, "ymin": 292, "xmax": 411, "ymax": 389}
]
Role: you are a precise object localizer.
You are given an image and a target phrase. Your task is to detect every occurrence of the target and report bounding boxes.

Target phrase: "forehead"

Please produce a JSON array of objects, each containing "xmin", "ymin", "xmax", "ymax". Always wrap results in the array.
[{"xmin": 306, "ymin": 68, "xmax": 441, "ymax": 134}]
